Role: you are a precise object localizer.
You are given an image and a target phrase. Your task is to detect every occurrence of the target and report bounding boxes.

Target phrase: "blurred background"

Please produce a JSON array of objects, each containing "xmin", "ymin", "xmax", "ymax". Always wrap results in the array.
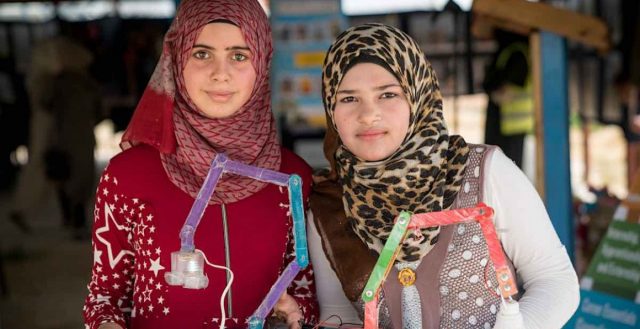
[{"xmin": 0, "ymin": 0, "xmax": 638, "ymax": 328}]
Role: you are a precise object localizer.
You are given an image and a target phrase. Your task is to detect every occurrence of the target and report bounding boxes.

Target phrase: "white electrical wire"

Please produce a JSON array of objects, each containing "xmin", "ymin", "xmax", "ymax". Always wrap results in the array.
[{"xmin": 196, "ymin": 249, "xmax": 234, "ymax": 329}]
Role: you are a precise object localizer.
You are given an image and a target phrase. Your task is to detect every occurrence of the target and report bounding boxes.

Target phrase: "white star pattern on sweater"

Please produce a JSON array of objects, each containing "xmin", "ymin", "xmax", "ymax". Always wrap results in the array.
[
  {"xmin": 85, "ymin": 168, "xmax": 169, "ymax": 327},
  {"xmin": 95, "ymin": 199, "xmax": 134, "ymax": 269},
  {"xmin": 148, "ymin": 257, "xmax": 165, "ymax": 277}
]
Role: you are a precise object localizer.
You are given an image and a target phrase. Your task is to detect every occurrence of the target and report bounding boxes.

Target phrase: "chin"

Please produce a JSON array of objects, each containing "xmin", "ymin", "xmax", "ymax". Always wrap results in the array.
[
  {"xmin": 359, "ymin": 152, "xmax": 389, "ymax": 162},
  {"xmin": 346, "ymin": 142, "xmax": 393, "ymax": 161},
  {"xmin": 201, "ymin": 106, "xmax": 236, "ymax": 119}
]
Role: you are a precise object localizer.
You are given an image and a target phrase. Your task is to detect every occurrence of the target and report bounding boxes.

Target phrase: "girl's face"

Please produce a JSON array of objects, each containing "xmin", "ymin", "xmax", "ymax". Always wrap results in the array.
[
  {"xmin": 183, "ymin": 22, "xmax": 257, "ymax": 119},
  {"xmin": 334, "ymin": 63, "xmax": 410, "ymax": 161}
]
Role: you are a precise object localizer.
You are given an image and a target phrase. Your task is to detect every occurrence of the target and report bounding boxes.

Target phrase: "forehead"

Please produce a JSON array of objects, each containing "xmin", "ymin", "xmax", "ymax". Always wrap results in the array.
[
  {"xmin": 194, "ymin": 22, "xmax": 247, "ymax": 45},
  {"xmin": 339, "ymin": 63, "xmax": 400, "ymax": 88}
]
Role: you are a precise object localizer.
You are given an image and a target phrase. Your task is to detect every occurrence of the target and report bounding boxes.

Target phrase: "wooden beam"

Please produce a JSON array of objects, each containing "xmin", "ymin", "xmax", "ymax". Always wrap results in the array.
[
  {"xmin": 473, "ymin": 0, "xmax": 610, "ymax": 52},
  {"xmin": 474, "ymin": 14, "xmax": 533, "ymax": 38},
  {"xmin": 530, "ymin": 32, "xmax": 545, "ymax": 197}
]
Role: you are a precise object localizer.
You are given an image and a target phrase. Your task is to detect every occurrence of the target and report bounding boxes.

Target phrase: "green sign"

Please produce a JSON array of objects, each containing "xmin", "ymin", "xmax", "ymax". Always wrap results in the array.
[{"xmin": 583, "ymin": 219, "xmax": 640, "ymax": 302}]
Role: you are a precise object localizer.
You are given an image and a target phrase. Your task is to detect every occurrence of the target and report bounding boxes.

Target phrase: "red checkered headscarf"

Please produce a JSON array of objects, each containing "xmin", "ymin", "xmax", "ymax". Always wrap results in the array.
[{"xmin": 121, "ymin": 0, "xmax": 280, "ymax": 204}]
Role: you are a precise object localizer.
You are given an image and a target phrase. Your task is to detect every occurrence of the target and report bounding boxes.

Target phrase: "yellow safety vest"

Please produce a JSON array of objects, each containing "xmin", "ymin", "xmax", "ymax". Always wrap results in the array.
[{"xmin": 496, "ymin": 43, "xmax": 534, "ymax": 136}]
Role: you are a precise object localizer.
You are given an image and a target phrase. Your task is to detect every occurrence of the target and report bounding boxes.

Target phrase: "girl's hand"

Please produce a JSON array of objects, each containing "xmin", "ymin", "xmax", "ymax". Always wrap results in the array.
[
  {"xmin": 274, "ymin": 293, "xmax": 303, "ymax": 329},
  {"xmin": 98, "ymin": 323, "xmax": 124, "ymax": 329}
]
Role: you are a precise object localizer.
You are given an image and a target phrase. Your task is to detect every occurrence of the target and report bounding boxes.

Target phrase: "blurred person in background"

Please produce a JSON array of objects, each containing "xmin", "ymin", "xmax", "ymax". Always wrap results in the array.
[
  {"xmin": 9, "ymin": 35, "xmax": 102, "ymax": 239},
  {"xmin": 481, "ymin": 28, "xmax": 533, "ymax": 169}
]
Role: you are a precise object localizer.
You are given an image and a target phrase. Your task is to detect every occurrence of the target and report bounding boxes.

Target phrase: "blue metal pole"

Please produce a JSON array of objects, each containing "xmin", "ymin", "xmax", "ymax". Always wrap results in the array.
[{"xmin": 539, "ymin": 31, "xmax": 574, "ymax": 260}]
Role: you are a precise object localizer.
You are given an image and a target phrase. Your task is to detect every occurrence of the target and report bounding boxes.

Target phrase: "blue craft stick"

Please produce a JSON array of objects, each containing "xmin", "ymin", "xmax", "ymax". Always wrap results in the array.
[
  {"xmin": 247, "ymin": 316, "xmax": 264, "ymax": 329},
  {"xmin": 288, "ymin": 175, "xmax": 308, "ymax": 268}
]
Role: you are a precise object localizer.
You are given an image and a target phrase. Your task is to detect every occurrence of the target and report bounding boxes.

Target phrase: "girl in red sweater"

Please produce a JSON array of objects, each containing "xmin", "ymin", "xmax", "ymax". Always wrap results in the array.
[{"xmin": 83, "ymin": 1, "xmax": 318, "ymax": 328}]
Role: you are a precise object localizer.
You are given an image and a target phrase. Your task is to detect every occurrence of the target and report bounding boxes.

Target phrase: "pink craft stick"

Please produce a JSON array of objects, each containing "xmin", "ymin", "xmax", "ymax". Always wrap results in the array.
[
  {"xmin": 364, "ymin": 293, "xmax": 379, "ymax": 329},
  {"xmin": 362, "ymin": 203, "xmax": 518, "ymax": 328},
  {"xmin": 408, "ymin": 203, "xmax": 493, "ymax": 229}
]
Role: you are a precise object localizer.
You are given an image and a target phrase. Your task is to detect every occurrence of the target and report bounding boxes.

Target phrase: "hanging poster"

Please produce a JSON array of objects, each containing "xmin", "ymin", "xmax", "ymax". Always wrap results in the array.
[{"xmin": 270, "ymin": 0, "xmax": 346, "ymax": 129}]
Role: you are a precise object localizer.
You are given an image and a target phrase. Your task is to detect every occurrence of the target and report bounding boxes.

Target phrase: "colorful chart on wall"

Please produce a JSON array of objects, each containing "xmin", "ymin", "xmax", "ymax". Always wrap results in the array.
[{"xmin": 270, "ymin": 0, "xmax": 346, "ymax": 129}]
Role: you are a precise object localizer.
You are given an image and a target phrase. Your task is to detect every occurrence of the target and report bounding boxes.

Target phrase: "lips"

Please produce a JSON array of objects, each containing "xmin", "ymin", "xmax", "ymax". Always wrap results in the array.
[
  {"xmin": 206, "ymin": 90, "xmax": 234, "ymax": 102},
  {"xmin": 357, "ymin": 129, "xmax": 387, "ymax": 140}
]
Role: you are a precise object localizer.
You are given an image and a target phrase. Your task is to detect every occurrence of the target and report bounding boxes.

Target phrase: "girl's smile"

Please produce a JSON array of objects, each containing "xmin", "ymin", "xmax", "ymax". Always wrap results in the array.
[
  {"xmin": 356, "ymin": 128, "xmax": 388, "ymax": 140},
  {"xmin": 205, "ymin": 90, "xmax": 234, "ymax": 102}
]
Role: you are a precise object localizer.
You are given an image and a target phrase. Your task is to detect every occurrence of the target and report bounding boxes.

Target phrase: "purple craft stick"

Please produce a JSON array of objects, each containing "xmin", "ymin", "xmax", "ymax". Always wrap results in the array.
[
  {"xmin": 250, "ymin": 261, "xmax": 301, "ymax": 320},
  {"xmin": 180, "ymin": 154, "xmax": 227, "ymax": 251},
  {"xmin": 225, "ymin": 159, "xmax": 289, "ymax": 186}
]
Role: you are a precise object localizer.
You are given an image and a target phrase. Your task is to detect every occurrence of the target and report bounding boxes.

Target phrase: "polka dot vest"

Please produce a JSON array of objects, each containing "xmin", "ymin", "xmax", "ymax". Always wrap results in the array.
[{"xmin": 353, "ymin": 144, "xmax": 516, "ymax": 328}]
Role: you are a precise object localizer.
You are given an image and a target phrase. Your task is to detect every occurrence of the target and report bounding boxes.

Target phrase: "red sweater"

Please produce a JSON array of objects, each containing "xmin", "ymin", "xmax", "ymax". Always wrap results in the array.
[{"xmin": 83, "ymin": 145, "xmax": 318, "ymax": 328}]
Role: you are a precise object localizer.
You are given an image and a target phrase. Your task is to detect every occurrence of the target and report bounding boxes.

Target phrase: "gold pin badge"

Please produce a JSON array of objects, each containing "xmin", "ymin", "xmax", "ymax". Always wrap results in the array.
[{"xmin": 398, "ymin": 268, "xmax": 416, "ymax": 287}]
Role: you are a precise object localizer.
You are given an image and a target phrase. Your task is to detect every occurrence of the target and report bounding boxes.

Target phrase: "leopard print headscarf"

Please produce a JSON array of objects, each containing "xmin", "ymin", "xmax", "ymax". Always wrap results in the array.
[{"xmin": 322, "ymin": 23, "xmax": 469, "ymax": 262}]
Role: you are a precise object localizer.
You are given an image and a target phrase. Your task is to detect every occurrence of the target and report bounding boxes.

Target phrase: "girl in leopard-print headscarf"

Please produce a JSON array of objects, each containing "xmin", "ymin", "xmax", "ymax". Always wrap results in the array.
[
  {"xmin": 309, "ymin": 23, "xmax": 578, "ymax": 329},
  {"xmin": 83, "ymin": 1, "xmax": 318, "ymax": 328}
]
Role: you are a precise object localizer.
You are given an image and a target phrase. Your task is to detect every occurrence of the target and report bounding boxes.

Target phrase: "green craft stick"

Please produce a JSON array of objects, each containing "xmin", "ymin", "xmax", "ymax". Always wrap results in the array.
[{"xmin": 361, "ymin": 211, "xmax": 411, "ymax": 302}]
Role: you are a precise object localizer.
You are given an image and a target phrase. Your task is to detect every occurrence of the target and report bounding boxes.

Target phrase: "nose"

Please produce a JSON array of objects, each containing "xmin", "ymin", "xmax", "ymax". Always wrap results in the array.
[
  {"xmin": 210, "ymin": 59, "xmax": 230, "ymax": 82},
  {"xmin": 357, "ymin": 100, "xmax": 381, "ymax": 126}
]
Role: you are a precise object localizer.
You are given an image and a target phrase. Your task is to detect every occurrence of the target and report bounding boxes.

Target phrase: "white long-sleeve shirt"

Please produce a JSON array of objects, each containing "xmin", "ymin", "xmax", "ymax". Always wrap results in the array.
[{"xmin": 309, "ymin": 149, "xmax": 580, "ymax": 328}]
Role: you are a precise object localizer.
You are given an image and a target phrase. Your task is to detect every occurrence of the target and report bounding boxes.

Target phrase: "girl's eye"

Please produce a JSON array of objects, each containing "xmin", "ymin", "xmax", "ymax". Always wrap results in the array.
[
  {"xmin": 193, "ymin": 50, "xmax": 210, "ymax": 60},
  {"xmin": 232, "ymin": 53, "xmax": 249, "ymax": 62},
  {"xmin": 381, "ymin": 92, "xmax": 397, "ymax": 99},
  {"xmin": 339, "ymin": 96, "xmax": 357, "ymax": 103}
]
